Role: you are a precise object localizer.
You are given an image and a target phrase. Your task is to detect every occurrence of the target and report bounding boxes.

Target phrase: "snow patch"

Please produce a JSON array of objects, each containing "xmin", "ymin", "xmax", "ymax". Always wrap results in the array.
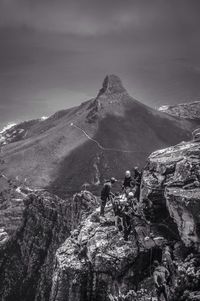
[
  {"xmin": 41, "ymin": 116, "xmax": 48, "ymax": 121},
  {"xmin": 158, "ymin": 105, "xmax": 169, "ymax": 111}
]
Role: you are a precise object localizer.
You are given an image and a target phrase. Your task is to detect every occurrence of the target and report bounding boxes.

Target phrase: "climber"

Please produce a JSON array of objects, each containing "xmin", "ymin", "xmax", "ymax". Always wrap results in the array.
[
  {"xmin": 127, "ymin": 192, "xmax": 138, "ymax": 210},
  {"xmin": 153, "ymin": 260, "xmax": 170, "ymax": 301},
  {"xmin": 100, "ymin": 177, "xmax": 117, "ymax": 216},
  {"xmin": 183, "ymin": 176, "xmax": 200, "ymax": 190},
  {"xmin": 142, "ymin": 197, "xmax": 153, "ymax": 221},
  {"xmin": 122, "ymin": 202, "xmax": 133, "ymax": 241},
  {"xmin": 162, "ymin": 245, "xmax": 175, "ymax": 282},
  {"xmin": 122, "ymin": 170, "xmax": 134, "ymax": 193},
  {"xmin": 133, "ymin": 166, "xmax": 141, "ymax": 181},
  {"xmin": 132, "ymin": 208, "xmax": 150, "ymax": 247},
  {"xmin": 112, "ymin": 196, "xmax": 124, "ymax": 231},
  {"xmin": 133, "ymin": 167, "xmax": 142, "ymax": 201}
]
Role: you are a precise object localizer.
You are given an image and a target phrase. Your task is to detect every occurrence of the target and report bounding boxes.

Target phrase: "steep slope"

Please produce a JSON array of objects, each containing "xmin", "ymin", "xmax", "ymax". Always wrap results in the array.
[
  {"xmin": 0, "ymin": 75, "xmax": 198, "ymax": 197},
  {"xmin": 159, "ymin": 101, "xmax": 200, "ymax": 120}
]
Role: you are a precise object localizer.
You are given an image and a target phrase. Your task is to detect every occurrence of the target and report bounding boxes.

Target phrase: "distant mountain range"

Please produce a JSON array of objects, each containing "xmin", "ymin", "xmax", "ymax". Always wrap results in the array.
[
  {"xmin": 159, "ymin": 101, "xmax": 200, "ymax": 120},
  {"xmin": 0, "ymin": 75, "xmax": 199, "ymax": 197}
]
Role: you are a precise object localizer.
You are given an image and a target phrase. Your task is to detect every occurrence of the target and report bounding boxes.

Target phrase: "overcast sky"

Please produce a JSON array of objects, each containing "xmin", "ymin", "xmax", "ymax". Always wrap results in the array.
[{"xmin": 1, "ymin": 0, "xmax": 200, "ymax": 128}]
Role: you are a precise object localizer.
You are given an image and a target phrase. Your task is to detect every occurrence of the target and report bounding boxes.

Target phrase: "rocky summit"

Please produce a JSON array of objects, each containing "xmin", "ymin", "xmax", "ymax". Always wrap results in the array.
[
  {"xmin": 0, "ymin": 133, "xmax": 200, "ymax": 301},
  {"xmin": 0, "ymin": 75, "xmax": 197, "ymax": 197},
  {"xmin": 97, "ymin": 74, "xmax": 128, "ymax": 97}
]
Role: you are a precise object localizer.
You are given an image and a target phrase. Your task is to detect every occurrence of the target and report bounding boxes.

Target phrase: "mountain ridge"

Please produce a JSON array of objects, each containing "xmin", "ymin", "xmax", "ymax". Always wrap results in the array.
[
  {"xmin": 0, "ymin": 75, "xmax": 198, "ymax": 197},
  {"xmin": 159, "ymin": 100, "xmax": 200, "ymax": 120}
]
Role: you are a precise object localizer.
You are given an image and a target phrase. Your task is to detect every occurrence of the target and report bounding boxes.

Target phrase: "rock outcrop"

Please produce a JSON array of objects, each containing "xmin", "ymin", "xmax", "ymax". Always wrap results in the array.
[
  {"xmin": 159, "ymin": 101, "xmax": 200, "ymax": 121},
  {"xmin": 142, "ymin": 139, "xmax": 200, "ymax": 250},
  {"xmin": 0, "ymin": 190, "xmax": 97, "ymax": 301},
  {"xmin": 96, "ymin": 74, "xmax": 128, "ymax": 98},
  {"xmin": 0, "ymin": 174, "xmax": 27, "ymax": 235},
  {"xmin": 50, "ymin": 204, "xmax": 164, "ymax": 301},
  {"xmin": 49, "ymin": 137, "xmax": 200, "ymax": 301}
]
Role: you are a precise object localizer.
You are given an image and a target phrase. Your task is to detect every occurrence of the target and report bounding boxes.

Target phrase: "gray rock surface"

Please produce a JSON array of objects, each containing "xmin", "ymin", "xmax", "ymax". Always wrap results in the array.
[
  {"xmin": 142, "ymin": 139, "xmax": 200, "ymax": 250},
  {"xmin": 50, "ymin": 205, "xmax": 162, "ymax": 301},
  {"xmin": 0, "ymin": 190, "xmax": 97, "ymax": 301}
]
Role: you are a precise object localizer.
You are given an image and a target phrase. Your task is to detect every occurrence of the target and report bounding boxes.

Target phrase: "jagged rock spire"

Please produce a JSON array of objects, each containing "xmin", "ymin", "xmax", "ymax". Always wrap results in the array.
[{"xmin": 97, "ymin": 74, "xmax": 127, "ymax": 98}]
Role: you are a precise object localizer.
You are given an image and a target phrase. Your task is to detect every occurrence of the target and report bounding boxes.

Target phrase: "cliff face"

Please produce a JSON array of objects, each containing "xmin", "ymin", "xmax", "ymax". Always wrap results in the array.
[
  {"xmin": 142, "ymin": 139, "xmax": 200, "ymax": 250},
  {"xmin": 0, "ymin": 191, "xmax": 97, "ymax": 301}
]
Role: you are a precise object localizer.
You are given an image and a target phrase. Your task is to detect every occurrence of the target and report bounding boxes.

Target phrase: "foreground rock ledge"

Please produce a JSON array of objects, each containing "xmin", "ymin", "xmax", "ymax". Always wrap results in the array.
[
  {"xmin": 142, "ymin": 140, "xmax": 200, "ymax": 250},
  {"xmin": 50, "ymin": 205, "xmax": 165, "ymax": 301}
]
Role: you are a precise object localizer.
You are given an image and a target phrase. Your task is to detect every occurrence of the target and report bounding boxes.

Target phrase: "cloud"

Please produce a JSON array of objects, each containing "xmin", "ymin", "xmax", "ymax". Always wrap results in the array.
[
  {"xmin": 2, "ymin": 0, "xmax": 200, "ymax": 36},
  {"xmin": 0, "ymin": 0, "xmax": 140, "ymax": 35},
  {"xmin": 1, "ymin": 0, "xmax": 200, "ymax": 128}
]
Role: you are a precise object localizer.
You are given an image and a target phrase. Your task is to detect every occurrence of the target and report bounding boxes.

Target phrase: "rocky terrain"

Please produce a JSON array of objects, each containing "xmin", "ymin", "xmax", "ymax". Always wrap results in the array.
[
  {"xmin": 0, "ymin": 75, "xmax": 197, "ymax": 197},
  {"xmin": 0, "ymin": 119, "xmax": 43, "ymax": 147},
  {"xmin": 0, "ymin": 190, "xmax": 97, "ymax": 301},
  {"xmin": 142, "ymin": 135, "xmax": 200, "ymax": 249},
  {"xmin": 0, "ymin": 133, "xmax": 200, "ymax": 301},
  {"xmin": 0, "ymin": 174, "xmax": 31, "ymax": 235},
  {"xmin": 159, "ymin": 101, "xmax": 200, "ymax": 121}
]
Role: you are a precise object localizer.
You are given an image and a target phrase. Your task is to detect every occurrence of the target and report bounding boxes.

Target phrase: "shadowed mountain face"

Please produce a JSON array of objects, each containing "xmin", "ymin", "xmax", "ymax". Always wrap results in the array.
[{"xmin": 0, "ymin": 75, "xmax": 198, "ymax": 197}]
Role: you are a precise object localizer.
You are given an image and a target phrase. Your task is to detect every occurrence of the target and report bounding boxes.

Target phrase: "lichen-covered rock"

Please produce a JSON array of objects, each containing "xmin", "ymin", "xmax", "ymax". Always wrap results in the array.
[{"xmin": 142, "ymin": 140, "xmax": 200, "ymax": 250}]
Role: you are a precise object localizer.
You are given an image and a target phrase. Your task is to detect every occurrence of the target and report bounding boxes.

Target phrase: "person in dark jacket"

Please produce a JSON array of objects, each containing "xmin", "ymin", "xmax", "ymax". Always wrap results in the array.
[
  {"xmin": 112, "ymin": 196, "xmax": 124, "ymax": 231},
  {"xmin": 122, "ymin": 203, "xmax": 133, "ymax": 241},
  {"xmin": 133, "ymin": 167, "xmax": 142, "ymax": 201},
  {"xmin": 133, "ymin": 166, "xmax": 141, "ymax": 182},
  {"xmin": 122, "ymin": 170, "xmax": 134, "ymax": 192},
  {"xmin": 100, "ymin": 177, "xmax": 117, "ymax": 216}
]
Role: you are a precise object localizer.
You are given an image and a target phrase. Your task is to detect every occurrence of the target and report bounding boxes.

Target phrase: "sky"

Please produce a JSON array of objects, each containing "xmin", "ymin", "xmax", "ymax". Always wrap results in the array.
[{"xmin": 1, "ymin": 0, "xmax": 200, "ymax": 128}]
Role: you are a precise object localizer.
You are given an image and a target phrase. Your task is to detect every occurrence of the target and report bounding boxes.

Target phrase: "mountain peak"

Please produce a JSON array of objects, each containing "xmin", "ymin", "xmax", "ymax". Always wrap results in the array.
[{"xmin": 97, "ymin": 74, "xmax": 127, "ymax": 98}]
